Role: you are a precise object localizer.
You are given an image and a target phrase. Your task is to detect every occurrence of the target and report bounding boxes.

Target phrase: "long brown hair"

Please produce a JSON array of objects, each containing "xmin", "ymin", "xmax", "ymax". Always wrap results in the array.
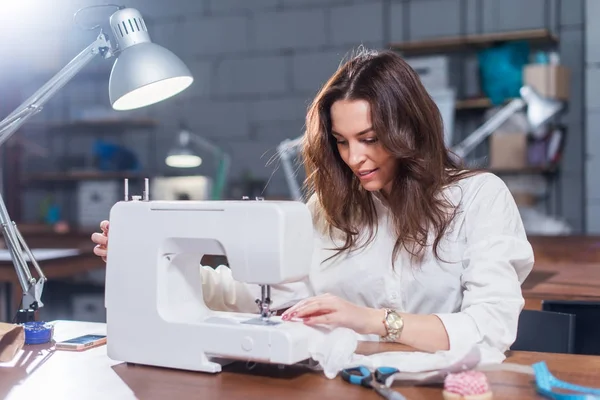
[{"xmin": 301, "ymin": 48, "xmax": 478, "ymax": 265}]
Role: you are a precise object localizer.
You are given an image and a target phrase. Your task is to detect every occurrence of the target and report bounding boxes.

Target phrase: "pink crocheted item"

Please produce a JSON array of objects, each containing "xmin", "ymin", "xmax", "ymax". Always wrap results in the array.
[{"xmin": 444, "ymin": 371, "xmax": 490, "ymax": 396}]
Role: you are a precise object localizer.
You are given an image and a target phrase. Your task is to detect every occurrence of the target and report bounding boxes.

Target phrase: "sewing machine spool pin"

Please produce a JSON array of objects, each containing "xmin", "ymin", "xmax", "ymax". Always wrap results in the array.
[
  {"xmin": 143, "ymin": 178, "xmax": 150, "ymax": 201},
  {"xmin": 124, "ymin": 178, "xmax": 150, "ymax": 202}
]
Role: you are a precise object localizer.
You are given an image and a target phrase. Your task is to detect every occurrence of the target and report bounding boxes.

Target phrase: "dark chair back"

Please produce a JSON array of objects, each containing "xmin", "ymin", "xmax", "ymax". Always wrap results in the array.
[
  {"xmin": 512, "ymin": 309, "xmax": 575, "ymax": 354},
  {"xmin": 542, "ymin": 300, "xmax": 600, "ymax": 355}
]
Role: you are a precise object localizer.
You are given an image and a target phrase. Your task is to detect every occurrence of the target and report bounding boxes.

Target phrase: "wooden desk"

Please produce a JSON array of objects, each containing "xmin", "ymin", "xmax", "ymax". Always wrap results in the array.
[
  {"xmin": 1, "ymin": 231, "xmax": 599, "ymax": 316},
  {"xmin": 0, "ymin": 225, "xmax": 103, "ymax": 321},
  {"xmin": 523, "ymin": 236, "xmax": 600, "ymax": 309},
  {"xmin": 1, "ymin": 320, "xmax": 599, "ymax": 399}
]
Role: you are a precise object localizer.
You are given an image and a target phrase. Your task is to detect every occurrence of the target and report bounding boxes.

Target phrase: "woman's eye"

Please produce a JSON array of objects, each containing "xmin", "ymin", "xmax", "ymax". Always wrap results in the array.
[{"xmin": 363, "ymin": 137, "xmax": 378, "ymax": 144}]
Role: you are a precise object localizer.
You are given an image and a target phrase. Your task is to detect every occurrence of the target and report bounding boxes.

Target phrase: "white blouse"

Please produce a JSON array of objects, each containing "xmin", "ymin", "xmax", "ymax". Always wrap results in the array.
[{"xmin": 200, "ymin": 172, "xmax": 534, "ymax": 355}]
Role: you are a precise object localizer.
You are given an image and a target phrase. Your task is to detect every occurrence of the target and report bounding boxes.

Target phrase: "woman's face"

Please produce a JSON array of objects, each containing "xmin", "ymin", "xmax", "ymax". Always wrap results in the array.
[{"xmin": 330, "ymin": 99, "xmax": 397, "ymax": 195}]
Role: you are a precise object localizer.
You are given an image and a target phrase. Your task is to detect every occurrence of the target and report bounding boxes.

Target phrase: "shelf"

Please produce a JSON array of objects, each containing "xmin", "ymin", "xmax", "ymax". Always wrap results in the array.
[
  {"xmin": 390, "ymin": 29, "xmax": 558, "ymax": 55},
  {"xmin": 7, "ymin": 223, "xmax": 94, "ymax": 238},
  {"xmin": 455, "ymin": 97, "xmax": 517, "ymax": 111},
  {"xmin": 23, "ymin": 171, "xmax": 149, "ymax": 183},
  {"xmin": 456, "ymin": 97, "xmax": 494, "ymax": 110},
  {"xmin": 29, "ymin": 118, "xmax": 159, "ymax": 132},
  {"xmin": 485, "ymin": 166, "xmax": 558, "ymax": 175}
]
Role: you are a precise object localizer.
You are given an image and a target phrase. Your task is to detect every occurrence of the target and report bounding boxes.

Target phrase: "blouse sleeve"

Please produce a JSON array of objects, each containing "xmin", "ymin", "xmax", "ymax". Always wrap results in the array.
[
  {"xmin": 434, "ymin": 173, "xmax": 535, "ymax": 353},
  {"xmin": 200, "ymin": 265, "xmax": 314, "ymax": 313}
]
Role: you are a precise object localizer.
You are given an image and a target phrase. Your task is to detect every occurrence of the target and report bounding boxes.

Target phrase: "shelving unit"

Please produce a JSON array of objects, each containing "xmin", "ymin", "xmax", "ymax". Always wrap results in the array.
[
  {"xmin": 38, "ymin": 119, "xmax": 159, "ymax": 134},
  {"xmin": 22, "ymin": 118, "xmax": 159, "ymax": 180},
  {"xmin": 390, "ymin": 28, "xmax": 558, "ymax": 55},
  {"xmin": 389, "ymin": 28, "xmax": 565, "ymax": 215},
  {"xmin": 391, "ymin": 28, "xmax": 558, "ymax": 114},
  {"xmin": 9, "ymin": 118, "xmax": 160, "ymax": 226},
  {"xmin": 22, "ymin": 171, "xmax": 149, "ymax": 184}
]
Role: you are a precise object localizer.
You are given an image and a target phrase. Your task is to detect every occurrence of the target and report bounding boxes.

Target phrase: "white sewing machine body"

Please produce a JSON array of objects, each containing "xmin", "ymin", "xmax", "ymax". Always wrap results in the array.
[{"xmin": 104, "ymin": 188, "xmax": 317, "ymax": 373}]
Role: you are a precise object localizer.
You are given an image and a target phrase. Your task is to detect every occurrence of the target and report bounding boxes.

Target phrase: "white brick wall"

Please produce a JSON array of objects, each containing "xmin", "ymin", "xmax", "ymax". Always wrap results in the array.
[
  {"xmin": 253, "ymin": 9, "xmax": 328, "ymax": 51},
  {"xmin": 177, "ymin": 99, "xmax": 251, "ymax": 139},
  {"xmin": 291, "ymin": 49, "xmax": 350, "ymax": 92},
  {"xmin": 7, "ymin": 0, "xmax": 588, "ymax": 224},
  {"xmin": 249, "ymin": 96, "xmax": 310, "ymax": 123},
  {"xmin": 118, "ymin": 0, "xmax": 205, "ymax": 20},
  {"xmin": 208, "ymin": 0, "xmax": 279, "ymax": 14},
  {"xmin": 213, "ymin": 55, "xmax": 289, "ymax": 95},
  {"xmin": 182, "ymin": 15, "xmax": 251, "ymax": 56},
  {"xmin": 408, "ymin": 0, "xmax": 462, "ymax": 39},
  {"xmin": 330, "ymin": 2, "xmax": 384, "ymax": 46}
]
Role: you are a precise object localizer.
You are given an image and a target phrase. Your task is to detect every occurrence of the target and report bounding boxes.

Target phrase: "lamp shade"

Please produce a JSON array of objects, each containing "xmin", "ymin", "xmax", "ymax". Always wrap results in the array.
[
  {"xmin": 165, "ymin": 128, "xmax": 202, "ymax": 168},
  {"xmin": 109, "ymin": 43, "xmax": 193, "ymax": 110},
  {"xmin": 166, "ymin": 150, "xmax": 202, "ymax": 168},
  {"xmin": 520, "ymin": 86, "xmax": 564, "ymax": 130},
  {"xmin": 108, "ymin": 7, "xmax": 193, "ymax": 110}
]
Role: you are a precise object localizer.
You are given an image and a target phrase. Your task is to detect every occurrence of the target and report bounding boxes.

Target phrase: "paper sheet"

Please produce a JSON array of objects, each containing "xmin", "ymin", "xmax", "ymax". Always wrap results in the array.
[{"xmin": 0, "ymin": 248, "xmax": 81, "ymax": 262}]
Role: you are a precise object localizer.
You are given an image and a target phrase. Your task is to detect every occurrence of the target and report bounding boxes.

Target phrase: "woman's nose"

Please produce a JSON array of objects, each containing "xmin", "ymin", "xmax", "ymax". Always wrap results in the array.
[{"xmin": 348, "ymin": 144, "xmax": 367, "ymax": 167}]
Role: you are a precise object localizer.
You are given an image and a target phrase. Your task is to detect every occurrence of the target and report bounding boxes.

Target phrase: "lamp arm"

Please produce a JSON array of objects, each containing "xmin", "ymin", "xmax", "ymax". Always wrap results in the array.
[
  {"xmin": 0, "ymin": 32, "xmax": 113, "ymax": 147},
  {"xmin": 213, "ymin": 152, "xmax": 231, "ymax": 200},
  {"xmin": 277, "ymin": 136, "xmax": 304, "ymax": 201},
  {"xmin": 188, "ymin": 134, "xmax": 224, "ymax": 158},
  {"xmin": 451, "ymin": 98, "xmax": 526, "ymax": 159},
  {"xmin": 0, "ymin": 32, "xmax": 113, "ymax": 317}
]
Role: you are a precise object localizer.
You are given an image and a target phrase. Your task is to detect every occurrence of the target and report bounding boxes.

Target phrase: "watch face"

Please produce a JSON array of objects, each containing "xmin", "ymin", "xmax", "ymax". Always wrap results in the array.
[{"xmin": 387, "ymin": 312, "xmax": 403, "ymax": 330}]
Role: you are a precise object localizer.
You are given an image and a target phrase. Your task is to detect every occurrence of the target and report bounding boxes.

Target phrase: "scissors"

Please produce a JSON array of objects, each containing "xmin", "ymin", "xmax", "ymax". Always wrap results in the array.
[{"xmin": 341, "ymin": 366, "xmax": 407, "ymax": 400}]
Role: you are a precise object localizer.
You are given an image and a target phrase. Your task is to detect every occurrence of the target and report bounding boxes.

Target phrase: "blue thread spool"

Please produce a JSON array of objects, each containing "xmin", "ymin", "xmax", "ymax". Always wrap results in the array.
[{"xmin": 23, "ymin": 321, "xmax": 54, "ymax": 345}]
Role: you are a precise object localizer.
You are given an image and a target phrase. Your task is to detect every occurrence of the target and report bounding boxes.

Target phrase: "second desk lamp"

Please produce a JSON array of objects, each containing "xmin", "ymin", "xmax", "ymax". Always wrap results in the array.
[{"xmin": 165, "ymin": 125, "xmax": 231, "ymax": 200}]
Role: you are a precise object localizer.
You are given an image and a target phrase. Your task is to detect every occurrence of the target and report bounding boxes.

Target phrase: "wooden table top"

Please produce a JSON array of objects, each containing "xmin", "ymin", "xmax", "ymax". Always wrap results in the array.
[
  {"xmin": 522, "ymin": 235, "xmax": 600, "ymax": 308},
  {"xmin": 0, "ymin": 225, "xmax": 100, "ymax": 282},
  {"xmin": 1, "ymin": 320, "xmax": 600, "ymax": 400}
]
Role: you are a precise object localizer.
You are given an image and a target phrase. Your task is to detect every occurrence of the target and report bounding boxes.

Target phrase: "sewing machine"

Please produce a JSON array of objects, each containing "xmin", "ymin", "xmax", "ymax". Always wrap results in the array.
[{"xmin": 104, "ymin": 179, "xmax": 318, "ymax": 373}]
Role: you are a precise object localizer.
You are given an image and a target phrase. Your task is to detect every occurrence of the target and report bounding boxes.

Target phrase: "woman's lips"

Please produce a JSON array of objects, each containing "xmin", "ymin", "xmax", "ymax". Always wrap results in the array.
[{"xmin": 357, "ymin": 168, "xmax": 378, "ymax": 179}]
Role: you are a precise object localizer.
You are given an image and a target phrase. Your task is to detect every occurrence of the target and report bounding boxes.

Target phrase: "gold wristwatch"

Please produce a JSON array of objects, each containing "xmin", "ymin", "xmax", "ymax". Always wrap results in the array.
[{"xmin": 381, "ymin": 308, "xmax": 404, "ymax": 342}]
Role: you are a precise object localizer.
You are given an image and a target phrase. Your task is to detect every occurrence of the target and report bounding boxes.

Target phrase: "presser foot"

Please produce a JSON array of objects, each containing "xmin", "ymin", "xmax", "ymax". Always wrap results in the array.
[{"xmin": 252, "ymin": 284, "xmax": 276, "ymax": 324}]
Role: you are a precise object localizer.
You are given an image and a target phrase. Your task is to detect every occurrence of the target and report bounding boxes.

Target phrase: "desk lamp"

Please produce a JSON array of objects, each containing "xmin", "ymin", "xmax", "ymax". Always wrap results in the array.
[
  {"xmin": 276, "ymin": 136, "xmax": 304, "ymax": 202},
  {"xmin": 451, "ymin": 86, "xmax": 564, "ymax": 159},
  {"xmin": 277, "ymin": 86, "xmax": 564, "ymax": 201},
  {"xmin": 165, "ymin": 126, "xmax": 231, "ymax": 200},
  {"xmin": 0, "ymin": 5, "xmax": 193, "ymax": 322}
]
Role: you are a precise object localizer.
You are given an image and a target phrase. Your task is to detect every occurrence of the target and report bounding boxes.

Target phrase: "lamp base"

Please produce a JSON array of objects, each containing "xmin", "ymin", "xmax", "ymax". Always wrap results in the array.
[{"xmin": 15, "ymin": 308, "xmax": 37, "ymax": 324}]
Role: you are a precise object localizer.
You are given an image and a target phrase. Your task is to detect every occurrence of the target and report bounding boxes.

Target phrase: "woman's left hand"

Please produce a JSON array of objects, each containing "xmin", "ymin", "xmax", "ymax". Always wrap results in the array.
[{"xmin": 280, "ymin": 293, "xmax": 385, "ymax": 335}]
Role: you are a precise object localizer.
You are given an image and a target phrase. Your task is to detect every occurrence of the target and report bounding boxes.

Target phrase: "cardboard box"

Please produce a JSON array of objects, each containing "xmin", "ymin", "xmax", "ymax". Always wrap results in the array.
[
  {"xmin": 490, "ymin": 133, "xmax": 528, "ymax": 169},
  {"xmin": 405, "ymin": 55, "xmax": 449, "ymax": 91},
  {"xmin": 523, "ymin": 64, "xmax": 570, "ymax": 100}
]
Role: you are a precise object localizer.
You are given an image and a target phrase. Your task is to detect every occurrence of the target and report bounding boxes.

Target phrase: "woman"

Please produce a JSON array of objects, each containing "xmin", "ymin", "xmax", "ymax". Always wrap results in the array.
[{"xmin": 91, "ymin": 48, "xmax": 534, "ymax": 355}]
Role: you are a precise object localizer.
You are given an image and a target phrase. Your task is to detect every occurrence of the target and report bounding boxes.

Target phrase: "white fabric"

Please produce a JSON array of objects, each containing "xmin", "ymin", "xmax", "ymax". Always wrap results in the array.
[
  {"xmin": 304, "ymin": 326, "xmax": 482, "ymax": 381},
  {"xmin": 200, "ymin": 172, "xmax": 534, "ymax": 371}
]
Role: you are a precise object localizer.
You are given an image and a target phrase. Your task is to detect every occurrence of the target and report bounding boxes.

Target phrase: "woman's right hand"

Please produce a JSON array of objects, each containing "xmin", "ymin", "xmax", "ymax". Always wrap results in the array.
[{"xmin": 91, "ymin": 220, "xmax": 109, "ymax": 262}]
